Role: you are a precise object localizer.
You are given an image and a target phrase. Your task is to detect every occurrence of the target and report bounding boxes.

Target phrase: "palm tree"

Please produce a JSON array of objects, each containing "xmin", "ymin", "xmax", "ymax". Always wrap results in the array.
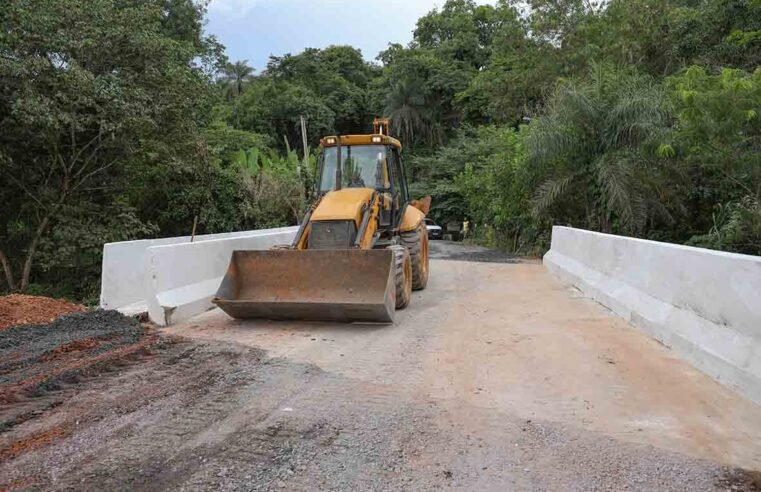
[
  {"xmin": 222, "ymin": 60, "xmax": 254, "ymax": 98},
  {"xmin": 384, "ymin": 78, "xmax": 435, "ymax": 147},
  {"xmin": 528, "ymin": 64, "xmax": 676, "ymax": 234}
]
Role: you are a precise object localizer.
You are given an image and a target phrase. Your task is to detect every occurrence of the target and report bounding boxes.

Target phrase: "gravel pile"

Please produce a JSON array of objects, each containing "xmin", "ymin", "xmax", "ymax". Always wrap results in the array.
[{"xmin": 0, "ymin": 310, "xmax": 142, "ymax": 373}]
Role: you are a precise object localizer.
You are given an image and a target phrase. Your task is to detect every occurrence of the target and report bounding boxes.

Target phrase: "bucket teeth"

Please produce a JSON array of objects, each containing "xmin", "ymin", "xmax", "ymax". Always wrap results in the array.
[{"xmin": 213, "ymin": 249, "xmax": 396, "ymax": 323}]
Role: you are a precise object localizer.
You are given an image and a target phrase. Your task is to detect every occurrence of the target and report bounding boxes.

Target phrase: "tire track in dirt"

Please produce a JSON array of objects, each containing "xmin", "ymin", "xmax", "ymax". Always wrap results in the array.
[
  {"xmin": 0, "ymin": 332, "xmax": 758, "ymax": 491},
  {"xmin": 0, "ymin": 311, "xmax": 166, "ymax": 433},
  {"xmin": 2, "ymin": 245, "xmax": 761, "ymax": 490}
]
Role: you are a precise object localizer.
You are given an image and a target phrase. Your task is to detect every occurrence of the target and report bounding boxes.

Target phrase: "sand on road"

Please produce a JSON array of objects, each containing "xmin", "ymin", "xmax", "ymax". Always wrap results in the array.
[{"xmin": 168, "ymin": 250, "xmax": 761, "ymax": 472}]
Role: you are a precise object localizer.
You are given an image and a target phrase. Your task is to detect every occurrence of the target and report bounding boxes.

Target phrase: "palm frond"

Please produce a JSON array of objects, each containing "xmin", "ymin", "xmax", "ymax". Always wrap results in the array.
[
  {"xmin": 595, "ymin": 153, "xmax": 651, "ymax": 233},
  {"xmin": 526, "ymin": 116, "xmax": 585, "ymax": 163},
  {"xmin": 531, "ymin": 174, "xmax": 577, "ymax": 215},
  {"xmin": 385, "ymin": 79, "xmax": 432, "ymax": 146},
  {"xmin": 556, "ymin": 83, "xmax": 601, "ymax": 130},
  {"xmin": 604, "ymin": 74, "xmax": 672, "ymax": 147}
]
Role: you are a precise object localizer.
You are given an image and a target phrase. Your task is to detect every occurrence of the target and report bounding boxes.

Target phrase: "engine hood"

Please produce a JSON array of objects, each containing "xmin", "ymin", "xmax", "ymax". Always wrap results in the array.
[{"xmin": 311, "ymin": 188, "xmax": 375, "ymax": 224}]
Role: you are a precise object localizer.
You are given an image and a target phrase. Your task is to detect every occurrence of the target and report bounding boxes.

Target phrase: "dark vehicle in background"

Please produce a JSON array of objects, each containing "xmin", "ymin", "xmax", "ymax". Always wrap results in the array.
[{"xmin": 425, "ymin": 218, "xmax": 443, "ymax": 240}]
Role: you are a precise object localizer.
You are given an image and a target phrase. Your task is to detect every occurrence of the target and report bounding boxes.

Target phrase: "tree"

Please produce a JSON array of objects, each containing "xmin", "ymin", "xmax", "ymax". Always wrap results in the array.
[
  {"xmin": 229, "ymin": 46, "xmax": 382, "ymax": 151},
  {"xmin": 456, "ymin": 15, "xmax": 555, "ymax": 124},
  {"xmin": 411, "ymin": 125, "xmax": 520, "ymax": 228},
  {"xmin": 222, "ymin": 60, "xmax": 255, "ymax": 98},
  {"xmin": 233, "ymin": 78, "xmax": 336, "ymax": 151},
  {"xmin": 528, "ymin": 65, "xmax": 676, "ymax": 234},
  {"xmin": 264, "ymin": 46, "xmax": 381, "ymax": 135},
  {"xmin": 377, "ymin": 45, "xmax": 470, "ymax": 147},
  {"xmin": 0, "ymin": 0, "xmax": 222, "ymax": 292},
  {"xmin": 414, "ymin": 0, "xmax": 506, "ymax": 70},
  {"xmin": 454, "ymin": 127, "xmax": 542, "ymax": 252},
  {"xmin": 385, "ymin": 79, "xmax": 431, "ymax": 147},
  {"xmin": 668, "ymin": 0, "xmax": 761, "ymax": 71},
  {"xmin": 668, "ymin": 67, "xmax": 761, "ymax": 254},
  {"xmin": 527, "ymin": 0, "xmax": 605, "ymax": 44}
]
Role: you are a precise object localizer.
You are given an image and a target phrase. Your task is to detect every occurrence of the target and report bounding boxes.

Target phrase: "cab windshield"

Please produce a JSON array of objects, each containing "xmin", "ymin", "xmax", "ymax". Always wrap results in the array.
[{"xmin": 320, "ymin": 145, "xmax": 386, "ymax": 192}]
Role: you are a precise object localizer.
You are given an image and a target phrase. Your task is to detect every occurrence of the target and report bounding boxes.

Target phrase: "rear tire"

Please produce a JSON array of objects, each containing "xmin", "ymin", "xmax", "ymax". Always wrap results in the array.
[
  {"xmin": 387, "ymin": 245, "xmax": 411, "ymax": 310},
  {"xmin": 401, "ymin": 223, "xmax": 429, "ymax": 290}
]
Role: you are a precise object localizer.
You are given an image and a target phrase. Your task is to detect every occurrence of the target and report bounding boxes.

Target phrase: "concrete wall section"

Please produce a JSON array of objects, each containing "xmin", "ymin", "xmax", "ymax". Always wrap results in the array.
[
  {"xmin": 100, "ymin": 227, "xmax": 295, "ymax": 314},
  {"xmin": 544, "ymin": 226, "xmax": 761, "ymax": 404},
  {"xmin": 145, "ymin": 227, "xmax": 297, "ymax": 326}
]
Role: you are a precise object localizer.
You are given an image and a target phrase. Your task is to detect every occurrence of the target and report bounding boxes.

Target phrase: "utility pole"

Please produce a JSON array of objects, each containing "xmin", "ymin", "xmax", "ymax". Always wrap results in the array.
[
  {"xmin": 300, "ymin": 115, "xmax": 310, "ymax": 201},
  {"xmin": 299, "ymin": 115, "xmax": 308, "ymax": 176}
]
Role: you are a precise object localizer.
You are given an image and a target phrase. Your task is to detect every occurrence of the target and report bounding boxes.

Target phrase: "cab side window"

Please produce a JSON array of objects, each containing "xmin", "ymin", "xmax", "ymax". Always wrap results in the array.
[{"xmin": 391, "ymin": 149, "xmax": 409, "ymax": 203}]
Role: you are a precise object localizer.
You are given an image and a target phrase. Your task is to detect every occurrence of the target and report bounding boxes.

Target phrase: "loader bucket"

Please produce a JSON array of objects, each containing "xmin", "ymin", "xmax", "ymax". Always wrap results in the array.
[{"xmin": 212, "ymin": 249, "xmax": 396, "ymax": 323}]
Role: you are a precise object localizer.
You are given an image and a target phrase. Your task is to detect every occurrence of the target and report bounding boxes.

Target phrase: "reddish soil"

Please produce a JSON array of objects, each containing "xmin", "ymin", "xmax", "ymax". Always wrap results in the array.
[
  {"xmin": 41, "ymin": 338, "xmax": 100, "ymax": 361},
  {"xmin": 5, "ymin": 332, "xmax": 159, "ymax": 401},
  {"xmin": 0, "ymin": 295, "xmax": 87, "ymax": 330},
  {"xmin": 0, "ymin": 425, "xmax": 71, "ymax": 461}
]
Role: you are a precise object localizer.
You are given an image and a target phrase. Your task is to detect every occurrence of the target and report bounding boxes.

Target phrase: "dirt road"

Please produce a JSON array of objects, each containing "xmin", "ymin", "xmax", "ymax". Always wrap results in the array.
[{"xmin": 2, "ymin": 242, "xmax": 760, "ymax": 490}]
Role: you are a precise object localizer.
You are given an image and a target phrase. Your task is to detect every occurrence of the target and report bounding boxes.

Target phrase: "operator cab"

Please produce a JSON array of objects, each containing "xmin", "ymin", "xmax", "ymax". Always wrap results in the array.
[
  {"xmin": 319, "ymin": 145, "xmax": 385, "ymax": 191},
  {"xmin": 317, "ymin": 134, "xmax": 408, "ymax": 230}
]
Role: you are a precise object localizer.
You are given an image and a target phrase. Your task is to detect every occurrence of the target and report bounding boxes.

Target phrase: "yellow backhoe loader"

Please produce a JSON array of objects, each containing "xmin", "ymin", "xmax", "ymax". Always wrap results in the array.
[{"xmin": 212, "ymin": 118, "xmax": 430, "ymax": 323}]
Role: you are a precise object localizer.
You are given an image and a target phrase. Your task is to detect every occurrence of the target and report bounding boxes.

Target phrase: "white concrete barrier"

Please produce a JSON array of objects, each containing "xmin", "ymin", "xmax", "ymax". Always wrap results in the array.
[
  {"xmin": 144, "ymin": 227, "xmax": 297, "ymax": 326},
  {"xmin": 100, "ymin": 227, "xmax": 297, "ymax": 321},
  {"xmin": 544, "ymin": 226, "xmax": 761, "ymax": 404}
]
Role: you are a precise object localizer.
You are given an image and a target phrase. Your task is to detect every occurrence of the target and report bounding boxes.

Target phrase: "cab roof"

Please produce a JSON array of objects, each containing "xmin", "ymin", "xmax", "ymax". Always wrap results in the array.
[{"xmin": 319, "ymin": 134, "xmax": 402, "ymax": 150}]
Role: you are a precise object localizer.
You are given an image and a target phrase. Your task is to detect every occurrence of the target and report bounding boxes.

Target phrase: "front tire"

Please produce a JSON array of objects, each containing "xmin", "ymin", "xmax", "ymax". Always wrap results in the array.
[
  {"xmin": 387, "ymin": 245, "xmax": 412, "ymax": 309},
  {"xmin": 401, "ymin": 223, "xmax": 429, "ymax": 290}
]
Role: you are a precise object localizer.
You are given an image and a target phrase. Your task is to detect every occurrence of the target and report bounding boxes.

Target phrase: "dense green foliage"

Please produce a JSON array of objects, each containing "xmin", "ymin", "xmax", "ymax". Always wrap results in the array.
[
  {"xmin": 1, "ymin": 0, "xmax": 222, "ymax": 298},
  {"xmin": 1, "ymin": 0, "xmax": 759, "ymax": 302},
  {"xmin": 0, "ymin": 0, "xmax": 308, "ymax": 300},
  {"xmin": 400, "ymin": 0, "xmax": 761, "ymax": 255}
]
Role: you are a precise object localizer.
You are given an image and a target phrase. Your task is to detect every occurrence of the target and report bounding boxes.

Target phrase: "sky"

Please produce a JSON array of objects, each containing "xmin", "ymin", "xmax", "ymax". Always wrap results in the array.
[{"xmin": 205, "ymin": 0, "xmax": 492, "ymax": 72}]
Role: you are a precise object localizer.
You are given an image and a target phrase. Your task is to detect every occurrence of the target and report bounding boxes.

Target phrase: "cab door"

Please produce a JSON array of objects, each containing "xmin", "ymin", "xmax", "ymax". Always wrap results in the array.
[{"xmin": 388, "ymin": 148, "xmax": 409, "ymax": 228}]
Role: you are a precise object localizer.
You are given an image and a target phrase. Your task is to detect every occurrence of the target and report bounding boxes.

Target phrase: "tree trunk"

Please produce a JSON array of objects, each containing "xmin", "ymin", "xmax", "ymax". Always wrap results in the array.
[
  {"xmin": 0, "ymin": 248, "xmax": 15, "ymax": 290},
  {"xmin": 18, "ymin": 164, "xmax": 70, "ymax": 292},
  {"xmin": 19, "ymin": 215, "xmax": 51, "ymax": 292}
]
